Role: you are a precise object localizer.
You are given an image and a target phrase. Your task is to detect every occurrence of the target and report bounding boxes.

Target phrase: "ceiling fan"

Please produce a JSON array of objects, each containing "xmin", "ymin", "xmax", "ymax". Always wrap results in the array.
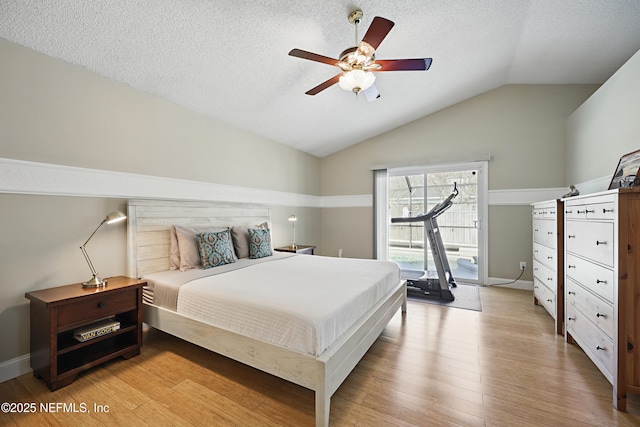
[{"xmin": 288, "ymin": 9, "xmax": 432, "ymax": 101}]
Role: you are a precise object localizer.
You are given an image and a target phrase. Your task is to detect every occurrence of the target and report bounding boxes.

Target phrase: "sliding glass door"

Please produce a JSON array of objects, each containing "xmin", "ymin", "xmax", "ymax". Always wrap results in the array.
[{"xmin": 387, "ymin": 162, "xmax": 486, "ymax": 284}]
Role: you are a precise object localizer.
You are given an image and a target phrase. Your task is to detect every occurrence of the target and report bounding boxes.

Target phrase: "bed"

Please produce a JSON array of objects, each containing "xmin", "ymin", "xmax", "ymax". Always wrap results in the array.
[{"xmin": 126, "ymin": 199, "xmax": 406, "ymax": 426}]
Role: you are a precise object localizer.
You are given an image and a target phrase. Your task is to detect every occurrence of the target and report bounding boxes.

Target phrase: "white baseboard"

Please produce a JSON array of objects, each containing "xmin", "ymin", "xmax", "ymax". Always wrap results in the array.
[
  {"xmin": 486, "ymin": 277, "xmax": 533, "ymax": 290},
  {"xmin": 0, "ymin": 354, "xmax": 31, "ymax": 384}
]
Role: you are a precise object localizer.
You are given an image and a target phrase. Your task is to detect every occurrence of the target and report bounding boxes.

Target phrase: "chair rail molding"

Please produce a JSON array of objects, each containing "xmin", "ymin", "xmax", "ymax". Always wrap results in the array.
[{"xmin": 1, "ymin": 158, "xmax": 610, "ymax": 207}]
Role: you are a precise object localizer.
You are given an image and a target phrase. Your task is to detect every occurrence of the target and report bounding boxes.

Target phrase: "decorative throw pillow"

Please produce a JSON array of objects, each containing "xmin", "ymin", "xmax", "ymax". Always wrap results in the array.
[
  {"xmin": 248, "ymin": 228, "xmax": 272, "ymax": 259},
  {"xmin": 196, "ymin": 230, "xmax": 236, "ymax": 269},
  {"xmin": 176, "ymin": 225, "xmax": 229, "ymax": 271},
  {"xmin": 231, "ymin": 222, "xmax": 270, "ymax": 258}
]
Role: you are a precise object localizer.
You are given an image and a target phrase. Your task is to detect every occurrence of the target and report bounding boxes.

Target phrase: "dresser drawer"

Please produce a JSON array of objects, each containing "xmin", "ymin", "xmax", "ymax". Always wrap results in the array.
[
  {"xmin": 533, "ymin": 243, "xmax": 556, "ymax": 270},
  {"xmin": 586, "ymin": 202, "xmax": 616, "ymax": 220},
  {"xmin": 534, "ymin": 277, "xmax": 555, "ymax": 318},
  {"xmin": 565, "ymin": 253, "xmax": 614, "ymax": 303},
  {"xmin": 565, "ymin": 193, "xmax": 616, "ymax": 221},
  {"xmin": 564, "ymin": 205, "xmax": 584, "ymax": 220},
  {"xmin": 57, "ymin": 289, "xmax": 138, "ymax": 330},
  {"xmin": 566, "ymin": 303, "xmax": 615, "ymax": 382},
  {"xmin": 566, "ymin": 279, "xmax": 614, "ymax": 339},
  {"xmin": 533, "ymin": 260, "xmax": 556, "ymax": 290},
  {"xmin": 533, "ymin": 219, "xmax": 556, "ymax": 248},
  {"xmin": 566, "ymin": 220, "xmax": 614, "ymax": 267},
  {"xmin": 532, "ymin": 207, "xmax": 545, "ymax": 219}
]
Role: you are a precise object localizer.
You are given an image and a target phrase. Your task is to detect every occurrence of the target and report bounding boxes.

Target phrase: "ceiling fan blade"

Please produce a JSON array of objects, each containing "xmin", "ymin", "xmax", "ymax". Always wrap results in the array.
[
  {"xmin": 289, "ymin": 48, "xmax": 341, "ymax": 67},
  {"xmin": 362, "ymin": 84, "xmax": 381, "ymax": 102},
  {"xmin": 361, "ymin": 16, "xmax": 395, "ymax": 51},
  {"xmin": 373, "ymin": 58, "xmax": 432, "ymax": 71},
  {"xmin": 305, "ymin": 74, "xmax": 342, "ymax": 96}
]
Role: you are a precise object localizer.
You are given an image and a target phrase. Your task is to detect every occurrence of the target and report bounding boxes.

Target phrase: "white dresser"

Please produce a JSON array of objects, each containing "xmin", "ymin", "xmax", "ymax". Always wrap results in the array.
[
  {"xmin": 563, "ymin": 188, "xmax": 640, "ymax": 411},
  {"xmin": 532, "ymin": 199, "xmax": 564, "ymax": 334}
]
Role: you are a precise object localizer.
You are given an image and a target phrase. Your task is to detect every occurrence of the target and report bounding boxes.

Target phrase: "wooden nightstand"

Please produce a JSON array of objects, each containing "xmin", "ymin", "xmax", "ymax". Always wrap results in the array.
[
  {"xmin": 25, "ymin": 276, "xmax": 145, "ymax": 391},
  {"xmin": 274, "ymin": 245, "xmax": 316, "ymax": 255}
]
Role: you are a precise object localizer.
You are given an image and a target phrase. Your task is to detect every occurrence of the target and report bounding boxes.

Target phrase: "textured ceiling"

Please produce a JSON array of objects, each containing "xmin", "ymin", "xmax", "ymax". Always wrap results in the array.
[{"xmin": 1, "ymin": 1, "xmax": 640, "ymax": 157}]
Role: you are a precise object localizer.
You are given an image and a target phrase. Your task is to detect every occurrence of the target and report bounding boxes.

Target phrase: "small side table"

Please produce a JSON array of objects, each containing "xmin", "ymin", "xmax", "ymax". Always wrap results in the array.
[
  {"xmin": 274, "ymin": 245, "xmax": 316, "ymax": 255},
  {"xmin": 25, "ymin": 276, "xmax": 145, "ymax": 391}
]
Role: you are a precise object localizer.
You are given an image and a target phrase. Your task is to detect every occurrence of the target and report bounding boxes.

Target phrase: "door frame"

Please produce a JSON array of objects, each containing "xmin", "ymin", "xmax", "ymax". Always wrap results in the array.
[{"xmin": 386, "ymin": 160, "xmax": 488, "ymax": 285}]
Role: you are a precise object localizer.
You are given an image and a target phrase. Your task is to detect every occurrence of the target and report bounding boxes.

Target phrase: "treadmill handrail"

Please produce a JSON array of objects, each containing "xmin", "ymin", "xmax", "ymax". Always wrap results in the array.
[{"xmin": 391, "ymin": 183, "xmax": 459, "ymax": 224}]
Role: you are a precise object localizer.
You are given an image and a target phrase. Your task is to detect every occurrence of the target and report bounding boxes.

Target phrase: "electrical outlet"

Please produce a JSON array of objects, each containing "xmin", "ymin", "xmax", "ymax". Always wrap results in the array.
[{"xmin": 520, "ymin": 261, "xmax": 526, "ymax": 270}]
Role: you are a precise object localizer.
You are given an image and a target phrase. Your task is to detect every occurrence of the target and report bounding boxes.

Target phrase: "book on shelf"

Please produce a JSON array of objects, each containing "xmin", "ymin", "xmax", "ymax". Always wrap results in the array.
[{"xmin": 73, "ymin": 318, "xmax": 120, "ymax": 342}]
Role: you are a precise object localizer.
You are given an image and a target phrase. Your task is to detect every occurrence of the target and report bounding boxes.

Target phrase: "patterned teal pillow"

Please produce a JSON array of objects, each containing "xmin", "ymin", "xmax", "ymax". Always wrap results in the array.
[
  {"xmin": 196, "ymin": 230, "xmax": 236, "ymax": 269},
  {"xmin": 248, "ymin": 228, "xmax": 272, "ymax": 259}
]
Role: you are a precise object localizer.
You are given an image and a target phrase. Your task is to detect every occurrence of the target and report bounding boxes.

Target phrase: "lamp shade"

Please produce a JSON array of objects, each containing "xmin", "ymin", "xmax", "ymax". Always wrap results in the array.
[
  {"xmin": 339, "ymin": 70, "xmax": 375, "ymax": 93},
  {"xmin": 105, "ymin": 211, "xmax": 127, "ymax": 224},
  {"xmin": 288, "ymin": 215, "xmax": 297, "ymax": 222}
]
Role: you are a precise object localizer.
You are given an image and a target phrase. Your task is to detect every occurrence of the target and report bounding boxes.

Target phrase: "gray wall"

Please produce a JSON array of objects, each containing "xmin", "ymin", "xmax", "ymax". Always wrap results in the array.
[
  {"xmin": 566, "ymin": 49, "xmax": 640, "ymax": 186},
  {"xmin": 318, "ymin": 85, "xmax": 598, "ymax": 280},
  {"xmin": 0, "ymin": 38, "xmax": 321, "ymax": 364}
]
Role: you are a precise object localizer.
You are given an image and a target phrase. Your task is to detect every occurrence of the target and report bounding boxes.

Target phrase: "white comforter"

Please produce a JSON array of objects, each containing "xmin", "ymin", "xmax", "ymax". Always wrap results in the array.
[{"xmin": 175, "ymin": 254, "xmax": 400, "ymax": 356}]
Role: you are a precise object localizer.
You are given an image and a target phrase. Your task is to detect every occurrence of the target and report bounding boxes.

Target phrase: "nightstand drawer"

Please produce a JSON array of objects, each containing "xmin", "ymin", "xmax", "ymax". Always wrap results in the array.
[{"xmin": 57, "ymin": 289, "xmax": 137, "ymax": 330}]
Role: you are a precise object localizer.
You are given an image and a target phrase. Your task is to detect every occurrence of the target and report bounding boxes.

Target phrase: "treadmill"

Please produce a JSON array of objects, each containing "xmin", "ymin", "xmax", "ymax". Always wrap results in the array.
[{"xmin": 391, "ymin": 183, "xmax": 459, "ymax": 302}]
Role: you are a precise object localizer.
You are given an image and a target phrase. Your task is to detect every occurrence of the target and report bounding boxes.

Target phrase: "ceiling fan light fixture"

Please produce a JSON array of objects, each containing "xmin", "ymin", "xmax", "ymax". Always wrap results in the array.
[{"xmin": 339, "ymin": 69, "xmax": 375, "ymax": 93}]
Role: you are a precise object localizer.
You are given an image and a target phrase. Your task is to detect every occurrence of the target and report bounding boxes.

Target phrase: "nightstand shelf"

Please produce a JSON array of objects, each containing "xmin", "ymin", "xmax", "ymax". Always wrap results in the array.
[
  {"xmin": 274, "ymin": 245, "xmax": 316, "ymax": 255},
  {"xmin": 57, "ymin": 322, "xmax": 137, "ymax": 355},
  {"xmin": 57, "ymin": 336, "xmax": 138, "ymax": 377},
  {"xmin": 25, "ymin": 276, "xmax": 145, "ymax": 391}
]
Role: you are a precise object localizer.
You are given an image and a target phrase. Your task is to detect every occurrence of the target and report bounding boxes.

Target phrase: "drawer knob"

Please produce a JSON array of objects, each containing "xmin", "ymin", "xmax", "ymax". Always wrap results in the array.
[
  {"xmin": 547, "ymin": 231, "xmax": 553, "ymax": 235},
  {"xmin": 98, "ymin": 301, "xmax": 107, "ymax": 309},
  {"xmin": 596, "ymin": 279, "xmax": 607, "ymax": 284},
  {"xmin": 568, "ymin": 265, "xmax": 576, "ymax": 269},
  {"xmin": 577, "ymin": 210, "xmax": 586, "ymax": 214},
  {"xmin": 596, "ymin": 240, "xmax": 607, "ymax": 246},
  {"xmin": 565, "ymin": 210, "xmax": 573, "ymax": 214},
  {"xmin": 596, "ymin": 312, "xmax": 606, "ymax": 318},
  {"xmin": 568, "ymin": 291, "xmax": 575, "ymax": 295},
  {"xmin": 547, "ymin": 299, "xmax": 553, "ymax": 303},
  {"xmin": 586, "ymin": 209, "xmax": 594, "ymax": 214},
  {"xmin": 596, "ymin": 345, "xmax": 605, "ymax": 351},
  {"xmin": 568, "ymin": 235, "xmax": 576, "ymax": 239},
  {"xmin": 568, "ymin": 317, "xmax": 575, "ymax": 321},
  {"xmin": 547, "ymin": 277, "xmax": 553, "ymax": 281},
  {"xmin": 547, "ymin": 256, "xmax": 553, "ymax": 260},
  {"xmin": 603, "ymin": 208, "xmax": 614, "ymax": 213}
]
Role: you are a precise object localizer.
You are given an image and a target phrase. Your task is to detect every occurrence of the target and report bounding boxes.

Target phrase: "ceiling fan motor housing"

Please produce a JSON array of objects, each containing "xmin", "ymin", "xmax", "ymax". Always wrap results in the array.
[{"xmin": 348, "ymin": 9, "xmax": 363, "ymax": 25}]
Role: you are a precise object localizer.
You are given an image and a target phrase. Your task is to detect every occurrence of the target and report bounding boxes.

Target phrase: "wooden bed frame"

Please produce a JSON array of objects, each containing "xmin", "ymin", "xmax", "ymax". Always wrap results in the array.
[{"xmin": 126, "ymin": 199, "xmax": 407, "ymax": 426}]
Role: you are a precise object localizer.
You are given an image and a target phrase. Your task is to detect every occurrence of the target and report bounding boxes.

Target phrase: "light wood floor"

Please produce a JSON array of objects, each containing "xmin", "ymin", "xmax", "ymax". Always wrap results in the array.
[{"xmin": 2, "ymin": 286, "xmax": 640, "ymax": 426}]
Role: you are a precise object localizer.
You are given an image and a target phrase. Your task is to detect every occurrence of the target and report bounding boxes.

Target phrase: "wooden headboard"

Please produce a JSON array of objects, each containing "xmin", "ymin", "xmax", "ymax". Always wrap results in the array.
[{"xmin": 127, "ymin": 199, "xmax": 271, "ymax": 278}]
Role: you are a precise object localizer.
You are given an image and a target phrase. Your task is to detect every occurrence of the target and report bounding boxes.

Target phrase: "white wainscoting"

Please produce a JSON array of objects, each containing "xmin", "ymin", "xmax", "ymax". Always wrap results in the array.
[
  {"xmin": 0, "ymin": 158, "xmax": 608, "ymax": 207},
  {"xmin": 0, "ymin": 158, "xmax": 319, "ymax": 207}
]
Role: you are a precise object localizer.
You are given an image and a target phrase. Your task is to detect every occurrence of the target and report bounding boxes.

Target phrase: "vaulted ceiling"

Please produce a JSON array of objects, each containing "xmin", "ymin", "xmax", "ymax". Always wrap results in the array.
[{"xmin": 2, "ymin": 1, "xmax": 640, "ymax": 157}]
